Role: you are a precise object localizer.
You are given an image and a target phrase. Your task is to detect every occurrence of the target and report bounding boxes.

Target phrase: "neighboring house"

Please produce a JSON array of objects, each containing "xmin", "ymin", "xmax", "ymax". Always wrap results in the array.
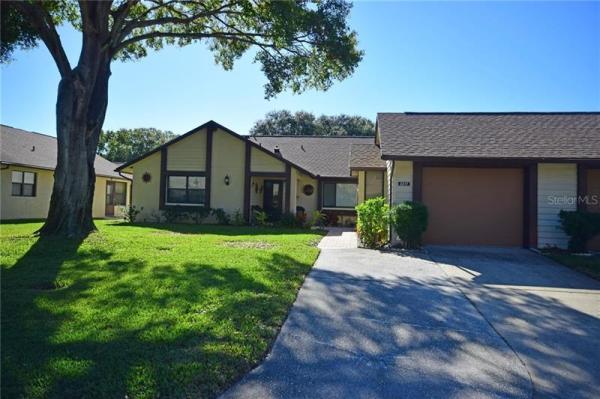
[
  {"xmin": 117, "ymin": 113, "xmax": 599, "ymax": 250},
  {"xmin": 1, "ymin": 125, "xmax": 131, "ymax": 220}
]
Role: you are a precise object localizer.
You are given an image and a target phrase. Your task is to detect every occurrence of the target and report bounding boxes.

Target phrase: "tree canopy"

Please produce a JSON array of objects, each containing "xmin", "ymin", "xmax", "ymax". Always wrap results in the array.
[
  {"xmin": 250, "ymin": 110, "xmax": 375, "ymax": 136},
  {"xmin": 98, "ymin": 127, "xmax": 176, "ymax": 162},
  {"xmin": 2, "ymin": 0, "xmax": 363, "ymax": 98}
]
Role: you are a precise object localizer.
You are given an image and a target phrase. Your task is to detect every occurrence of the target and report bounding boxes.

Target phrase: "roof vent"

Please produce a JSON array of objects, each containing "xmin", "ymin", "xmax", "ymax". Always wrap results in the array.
[
  {"xmin": 31, "ymin": 145, "xmax": 35, "ymax": 152},
  {"xmin": 274, "ymin": 146, "xmax": 281, "ymax": 156},
  {"xmin": 301, "ymin": 145, "xmax": 305, "ymax": 152}
]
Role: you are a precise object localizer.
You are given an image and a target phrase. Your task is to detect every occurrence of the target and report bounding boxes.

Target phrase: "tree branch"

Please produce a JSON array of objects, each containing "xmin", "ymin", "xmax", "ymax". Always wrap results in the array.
[{"xmin": 15, "ymin": 2, "xmax": 71, "ymax": 77}]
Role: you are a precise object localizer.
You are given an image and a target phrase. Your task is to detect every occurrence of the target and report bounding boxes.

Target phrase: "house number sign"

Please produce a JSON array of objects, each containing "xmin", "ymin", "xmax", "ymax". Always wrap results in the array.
[{"xmin": 397, "ymin": 181, "xmax": 410, "ymax": 186}]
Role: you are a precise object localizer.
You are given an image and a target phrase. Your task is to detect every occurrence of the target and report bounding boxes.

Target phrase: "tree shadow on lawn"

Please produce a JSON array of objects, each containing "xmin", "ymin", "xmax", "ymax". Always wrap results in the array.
[
  {"xmin": 110, "ymin": 221, "xmax": 327, "ymax": 237},
  {"xmin": 2, "ymin": 238, "xmax": 313, "ymax": 398}
]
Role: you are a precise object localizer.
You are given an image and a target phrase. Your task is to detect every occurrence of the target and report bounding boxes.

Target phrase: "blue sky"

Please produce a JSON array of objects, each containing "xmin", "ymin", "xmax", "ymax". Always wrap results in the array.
[{"xmin": 1, "ymin": 1, "xmax": 599, "ymax": 136}]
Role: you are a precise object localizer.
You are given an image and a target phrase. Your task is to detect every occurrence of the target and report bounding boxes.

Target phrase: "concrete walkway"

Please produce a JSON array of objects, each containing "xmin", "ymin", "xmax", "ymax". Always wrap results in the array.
[
  {"xmin": 221, "ymin": 234, "xmax": 532, "ymax": 398},
  {"xmin": 317, "ymin": 227, "xmax": 358, "ymax": 249}
]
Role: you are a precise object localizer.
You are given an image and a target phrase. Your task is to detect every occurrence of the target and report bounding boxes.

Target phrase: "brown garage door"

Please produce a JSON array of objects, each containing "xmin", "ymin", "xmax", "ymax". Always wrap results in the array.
[
  {"xmin": 587, "ymin": 169, "xmax": 600, "ymax": 251},
  {"xmin": 422, "ymin": 167, "xmax": 523, "ymax": 246}
]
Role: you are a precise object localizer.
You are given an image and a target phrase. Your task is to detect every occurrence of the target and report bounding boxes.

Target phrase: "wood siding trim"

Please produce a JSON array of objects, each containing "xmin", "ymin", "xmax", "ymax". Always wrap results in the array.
[
  {"xmin": 577, "ymin": 164, "xmax": 588, "ymax": 211},
  {"xmin": 523, "ymin": 164, "xmax": 538, "ymax": 248},
  {"xmin": 159, "ymin": 147, "xmax": 167, "ymax": 210},
  {"xmin": 285, "ymin": 164, "xmax": 292, "ymax": 213},
  {"xmin": 412, "ymin": 162, "xmax": 423, "ymax": 202},
  {"xmin": 205, "ymin": 126, "xmax": 214, "ymax": 209},
  {"xmin": 250, "ymin": 171, "xmax": 287, "ymax": 178},
  {"xmin": 243, "ymin": 141, "xmax": 251, "ymax": 222},
  {"xmin": 317, "ymin": 178, "xmax": 322, "ymax": 210}
]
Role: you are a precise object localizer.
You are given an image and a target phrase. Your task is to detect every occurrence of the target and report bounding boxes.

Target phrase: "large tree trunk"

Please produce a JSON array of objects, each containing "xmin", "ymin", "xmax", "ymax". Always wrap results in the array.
[{"xmin": 38, "ymin": 53, "xmax": 111, "ymax": 238}]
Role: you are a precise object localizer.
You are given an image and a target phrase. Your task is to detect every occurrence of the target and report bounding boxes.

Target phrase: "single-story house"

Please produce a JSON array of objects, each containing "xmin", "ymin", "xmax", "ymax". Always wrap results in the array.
[
  {"xmin": 116, "ymin": 112, "xmax": 599, "ymax": 250},
  {"xmin": 1, "ymin": 125, "xmax": 131, "ymax": 220}
]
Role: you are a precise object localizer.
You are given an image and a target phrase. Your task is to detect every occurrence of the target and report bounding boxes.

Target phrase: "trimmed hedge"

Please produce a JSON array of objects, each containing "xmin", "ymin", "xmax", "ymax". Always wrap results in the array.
[{"xmin": 390, "ymin": 201, "xmax": 428, "ymax": 249}]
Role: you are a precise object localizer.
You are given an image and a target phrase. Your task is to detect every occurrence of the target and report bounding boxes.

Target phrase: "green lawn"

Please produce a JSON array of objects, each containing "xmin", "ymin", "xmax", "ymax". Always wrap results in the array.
[
  {"xmin": 1, "ymin": 220, "xmax": 323, "ymax": 398},
  {"xmin": 544, "ymin": 251, "xmax": 600, "ymax": 280}
]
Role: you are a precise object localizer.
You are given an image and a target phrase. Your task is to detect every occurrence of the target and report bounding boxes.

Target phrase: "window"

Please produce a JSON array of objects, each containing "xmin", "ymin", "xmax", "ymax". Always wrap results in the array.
[
  {"xmin": 322, "ymin": 182, "xmax": 357, "ymax": 208},
  {"xmin": 113, "ymin": 182, "xmax": 127, "ymax": 205},
  {"xmin": 166, "ymin": 175, "xmax": 205, "ymax": 205},
  {"xmin": 11, "ymin": 171, "xmax": 36, "ymax": 197}
]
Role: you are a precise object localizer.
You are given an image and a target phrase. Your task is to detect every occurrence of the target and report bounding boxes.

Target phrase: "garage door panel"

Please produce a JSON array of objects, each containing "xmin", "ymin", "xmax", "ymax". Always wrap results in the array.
[
  {"xmin": 422, "ymin": 167, "xmax": 523, "ymax": 247},
  {"xmin": 587, "ymin": 169, "xmax": 600, "ymax": 251}
]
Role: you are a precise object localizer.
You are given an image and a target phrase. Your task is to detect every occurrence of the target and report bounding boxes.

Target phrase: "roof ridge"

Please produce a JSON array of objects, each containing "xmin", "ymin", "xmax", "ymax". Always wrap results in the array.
[
  {"xmin": 251, "ymin": 135, "xmax": 375, "ymax": 138},
  {"xmin": 1, "ymin": 124, "xmax": 59, "ymax": 139},
  {"xmin": 378, "ymin": 111, "xmax": 600, "ymax": 116}
]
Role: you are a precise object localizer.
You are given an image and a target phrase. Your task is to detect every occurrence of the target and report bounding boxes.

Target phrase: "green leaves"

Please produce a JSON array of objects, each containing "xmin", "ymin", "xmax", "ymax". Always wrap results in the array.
[
  {"xmin": 251, "ymin": 110, "xmax": 375, "ymax": 136},
  {"xmin": 98, "ymin": 128, "xmax": 176, "ymax": 163},
  {"xmin": 4, "ymin": 0, "xmax": 362, "ymax": 98}
]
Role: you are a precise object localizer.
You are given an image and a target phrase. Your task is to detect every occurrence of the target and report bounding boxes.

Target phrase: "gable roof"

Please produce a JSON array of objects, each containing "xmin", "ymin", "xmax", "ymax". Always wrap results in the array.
[
  {"xmin": 250, "ymin": 135, "xmax": 375, "ymax": 177},
  {"xmin": 377, "ymin": 112, "xmax": 600, "ymax": 161},
  {"xmin": 0, "ymin": 125, "xmax": 127, "ymax": 179},
  {"xmin": 349, "ymin": 143, "xmax": 386, "ymax": 170},
  {"xmin": 116, "ymin": 120, "xmax": 318, "ymax": 178}
]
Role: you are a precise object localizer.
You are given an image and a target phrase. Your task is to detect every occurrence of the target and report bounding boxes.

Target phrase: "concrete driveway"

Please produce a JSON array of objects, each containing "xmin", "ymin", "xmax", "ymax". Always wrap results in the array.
[
  {"xmin": 428, "ymin": 246, "xmax": 600, "ymax": 399},
  {"xmin": 222, "ymin": 233, "xmax": 555, "ymax": 398}
]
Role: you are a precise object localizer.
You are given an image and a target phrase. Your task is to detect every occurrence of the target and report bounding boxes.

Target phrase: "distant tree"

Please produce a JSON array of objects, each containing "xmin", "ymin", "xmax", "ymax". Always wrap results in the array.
[
  {"xmin": 251, "ymin": 110, "xmax": 374, "ymax": 136},
  {"xmin": 98, "ymin": 128, "xmax": 176, "ymax": 163},
  {"xmin": 1, "ymin": 0, "xmax": 362, "ymax": 237}
]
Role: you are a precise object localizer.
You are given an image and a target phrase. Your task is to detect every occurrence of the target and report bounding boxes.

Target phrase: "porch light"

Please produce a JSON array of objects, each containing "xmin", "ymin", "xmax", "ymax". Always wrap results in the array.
[{"xmin": 224, "ymin": 174, "xmax": 230, "ymax": 186}]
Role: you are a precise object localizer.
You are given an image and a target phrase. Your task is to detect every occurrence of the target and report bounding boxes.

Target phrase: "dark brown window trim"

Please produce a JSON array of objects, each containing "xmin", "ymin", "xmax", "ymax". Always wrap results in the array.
[
  {"xmin": 165, "ymin": 173, "xmax": 207, "ymax": 206},
  {"xmin": 321, "ymin": 180, "xmax": 359, "ymax": 210},
  {"xmin": 250, "ymin": 171, "xmax": 287, "ymax": 178},
  {"xmin": 285, "ymin": 164, "xmax": 292, "ymax": 213},
  {"xmin": 11, "ymin": 170, "xmax": 37, "ymax": 197}
]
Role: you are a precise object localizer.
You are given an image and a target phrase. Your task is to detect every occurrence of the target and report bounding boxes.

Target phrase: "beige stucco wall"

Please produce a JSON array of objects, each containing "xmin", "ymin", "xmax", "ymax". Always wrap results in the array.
[
  {"xmin": 365, "ymin": 170, "xmax": 385, "ymax": 199},
  {"xmin": 1, "ymin": 164, "xmax": 129, "ymax": 220},
  {"xmin": 167, "ymin": 128, "xmax": 207, "ymax": 171},
  {"xmin": 131, "ymin": 151, "xmax": 162, "ymax": 222},
  {"xmin": 295, "ymin": 171, "xmax": 318, "ymax": 219},
  {"xmin": 210, "ymin": 129, "xmax": 245, "ymax": 214},
  {"xmin": 391, "ymin": 161, "xmax": 413, "ymax": 205},
  {"xmin": 250, "ymin": 147, "xmax": 286, "ymax": 172},
  {"xmin": 1, "ymin": 165, "xmax": 54, "ymax": 220}
]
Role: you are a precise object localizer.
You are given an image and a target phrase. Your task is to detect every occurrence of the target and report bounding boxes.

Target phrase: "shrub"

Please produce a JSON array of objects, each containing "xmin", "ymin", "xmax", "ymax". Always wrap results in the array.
[
  {"xmin": 356, "ymin": 197, "xmax": 389, "ymax": 248},
  {"xmin": 559, "ymin": 210, "xmax": 600, "ymax": 252},
  {"xmin": 123, "ymin": 205, "xmax": 143, "ymax": 224},
  {"xmin": 280, "ymin": 212, "xmax": 302, "ymax": 228},
  {"xmin": 309, "ymin": 210, "xmax": 326, "ymax": 228},
  {"xmin": 231, "ymin": 209, "xmax": 246, "ymax": 226},
  {"xmin": 390, "ymin": 201, "xmax": 428, "ymax": 249},
  {"xmin": 162, "ymin": 206, "xmax": 188, "ymax": 223},
  {"xmin": 254, "ymin": 210, "xmax": 269, "ymax": 227},
  {"xmin": 212, "ymin": 208, "xmax": 230, "ymax": 225},
  {"xmin": 192, "ymin": 207, "xmax": 211, "ymax": 224}
]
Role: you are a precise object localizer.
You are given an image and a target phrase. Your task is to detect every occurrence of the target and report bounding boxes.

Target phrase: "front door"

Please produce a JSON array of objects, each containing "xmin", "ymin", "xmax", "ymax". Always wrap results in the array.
[
  {"xmin": 263, "ymin": 180, "xmax": 283, "ymax": 220},
  {"xmin": 105, "ymin": 182, "xmax": 115, "ymax": 217}
]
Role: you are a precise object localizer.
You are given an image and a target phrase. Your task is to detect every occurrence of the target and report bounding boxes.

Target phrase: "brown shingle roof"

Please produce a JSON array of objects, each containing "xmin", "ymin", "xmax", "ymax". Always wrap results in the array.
[
  {"xmin": 250, "ymin": 136, "xmax": 375, "ymax": 177},
  {"xmin": 0, "ymin": 125, "xmax": 128, "ymax": 179},
  {"xmin": 377, "ymin": 112, "xmax": 600, "ymax": 160},
  {"xmin": 349, "ymin": 144, "xmax": 386, "ymax": 169}
]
